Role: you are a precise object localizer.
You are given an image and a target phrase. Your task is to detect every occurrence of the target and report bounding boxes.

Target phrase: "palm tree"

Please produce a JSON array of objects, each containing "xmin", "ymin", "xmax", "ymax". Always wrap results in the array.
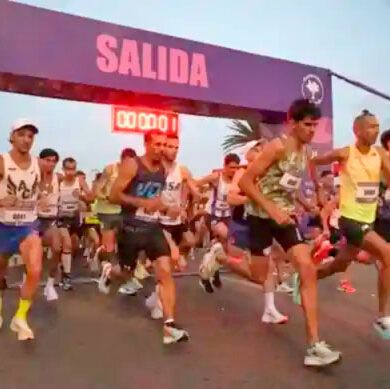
[{"xmin": 222, "ymin": 119, "xmax": 262, "ymax": 153}]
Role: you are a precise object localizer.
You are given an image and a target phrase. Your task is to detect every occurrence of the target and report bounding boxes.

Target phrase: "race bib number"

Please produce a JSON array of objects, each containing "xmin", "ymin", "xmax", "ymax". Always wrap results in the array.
[
  {"xmin": 4, "ymin": 210, "xmax": 35, "ymax": 225},
  {"xmin": 279, "ymin": 173, "xmax": 301, "ymax": 191},
  {"xmin": 356, "ymin": 183, "xmax": 379, "ymax": 204}
]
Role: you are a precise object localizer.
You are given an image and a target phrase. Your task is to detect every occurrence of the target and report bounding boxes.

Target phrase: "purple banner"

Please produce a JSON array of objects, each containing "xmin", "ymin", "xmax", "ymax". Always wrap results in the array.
[{"xmin": 0, "ymin": 1, "xmax": 332, "ymax": 120}]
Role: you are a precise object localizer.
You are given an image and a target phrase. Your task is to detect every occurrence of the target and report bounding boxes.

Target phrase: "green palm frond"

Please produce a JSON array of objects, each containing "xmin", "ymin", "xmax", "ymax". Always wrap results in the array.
[{"xmin": 222, "ymin": 119, "xmax": 261, "ymax": 153}]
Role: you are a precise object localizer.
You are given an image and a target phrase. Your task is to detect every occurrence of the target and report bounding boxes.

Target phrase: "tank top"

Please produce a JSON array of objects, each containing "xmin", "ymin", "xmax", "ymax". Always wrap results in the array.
[
  {"xmin": 340, "ymin": 145, "xmax": 381, "ymax": 224},
  {"xmin": 246, "ymin": 143, "xmax": 307, "ymax": 218},
  {"xmin": 58, "ymin": 178, "xmax": 81, "ymax": 218},
  {"xmin": 160, "ymin": 163, "xmax": 183, "ymax": 226},
  {"xmin": 38, "ymin": 173, "xmax": 59, "ymax": 219},
  {"xmin": 123, "ymin": 157, "xmax": 165, "ymax": 225},
  {"xmin": 95, "ymin": 163, "xmax": 122, "ymax": 215},
  {"xmin": 0, "ymin": 152, "xmax": 40, "ymax": 225},
  {"xmin": 85, "ymin": 200, "xmax": 101, "ymax": 225},
  {"xmin": 205, "ymin": 174, "xmax": 231, "ymax": 218}
]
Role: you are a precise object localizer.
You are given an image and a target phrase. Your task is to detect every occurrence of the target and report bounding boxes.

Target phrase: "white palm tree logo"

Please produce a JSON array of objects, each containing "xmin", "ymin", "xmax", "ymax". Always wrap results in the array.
[{"xmin": 301, "ymin": 74, "xmax": 324, "ymax": 104}]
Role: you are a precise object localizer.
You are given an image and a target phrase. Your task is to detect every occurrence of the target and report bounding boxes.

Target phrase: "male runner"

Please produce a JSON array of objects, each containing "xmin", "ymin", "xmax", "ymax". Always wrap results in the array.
[
  {"xmin": 108, "ymin": 129, "xmax": 189, "ymax": 344},
  {"xmin": 58, "ymin": 157, "xmax": 93, "ymax": 290},
  {"xmin": 38, "ymin": 148, "xmax": 63, "ymax": 301},
  {"xmin": 311, "ymin": 110, "xmax": 390, "ymax": 339},
  {"xmin": 239, "ymin": 99, "xmax": 341, "ymax": 366},
  {"xmin": 146, "ymin": 133, "xmax": 198, "ymax": 319},
  {"xmin": 197, "ymin": 153, "xmax": 240, "ymax": 291},
  {"xmin": 0, "ymin": 119, "xmax": 43, "ymax": 340},
  {"xmin": 94, "ymin": 148, "xmax": 143, "ymax": 295}
]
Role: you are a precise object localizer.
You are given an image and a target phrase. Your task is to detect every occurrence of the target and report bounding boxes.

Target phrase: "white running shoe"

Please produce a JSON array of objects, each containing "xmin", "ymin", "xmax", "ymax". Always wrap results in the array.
[
  {"xmin": 145, "ymin": 292, "xmax": 163, "ymax": 320},
  {"xmin": 118, "ymin": 280, "xmax": 137, "ymax": 296},
  {"xmin": 132, "ymin": 277, "xmax": 143, "ymax": 290},
  {"xmin": 43, "ymin": 285, "xmax": 59, "ymax": 302},
  {"xmin": 304, "ymin": 341, "xmax": 341, "ymax": 367},
  {"xmin": 199, "ymin": 250, "xmax": 219, "ymax": 280},
  {"xmin": 98, "ymin": 262, "xmax": 112, "ymax": 295},
  {"xmin": 276, "ymin": 282, "xmax": 294, "ymax": 295},
  {"xmin": 163, "ymin": 322, "xmax": 189, "ymax": 345},
  {"xmin": 134, "ymin": 262, "xmax": 151, "ymax": 280},
  {"xmin": 374, "ymin": 316, "xmax": 390, "ymax": 340},
  {"xmin": 10, "ymin": 316, "xmax": 35, "ymax": 341},
  {"xmin": 262, "ymin": 310, "xmax": 288, "ymax": 324}
]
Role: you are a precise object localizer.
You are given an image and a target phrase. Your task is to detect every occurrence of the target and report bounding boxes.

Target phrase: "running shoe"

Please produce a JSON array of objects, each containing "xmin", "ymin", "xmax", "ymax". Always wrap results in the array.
[
  {"xmin": 61, "ymin": 275, "xmax": 73, "ymax": 291},
  {"xmin": 118, "ymin": 280, "xmax": 137, "ymax": 296},
  {"xmin": 212, "ymin": 270, "xmax": 222, "ymax": 289},
  {"xmin": 304, "ymin": 341, "xmax": 341, "ymax": 367},
  {"xmin": 43, "ymin": 284, "xmax": 59, "ymax": 302},
  {"xmin": 132, "ymin": 277, "xmax": 143, "ymax": 290},
  {"xmin": 98, "ymin": 262, "xmax": 112, "ymax": 295},
  {"xmin": 337, "ymin": 280, "xmax": 356, "ymax": 294},
  {"xmin": 374, "ymin": 316, "xmax": 390, "ymax": 340},
  {"xmin": 10, "ymin": 316, "xmax": 34, "ymax": 341},
  {"xmin": 145, "ymin": 291, "xmax": 163, "ymax": 320},
  {"xmin": 163, "ymin": 322, "xmax": 189, "ymax": 344},
  {"xmin": 276, "ymin": 281, "xmax": 294, "ymax": 295},
  {"xmin": 199, "ymin": 279, "xmax": 214, "ymax": 294},
  {"xmin": 262, "ymin": 310, "xmax": 288, "ymax": 324}
]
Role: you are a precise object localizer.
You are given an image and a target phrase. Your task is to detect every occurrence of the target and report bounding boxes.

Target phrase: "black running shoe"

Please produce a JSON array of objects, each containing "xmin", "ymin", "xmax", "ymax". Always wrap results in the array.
[
  {"xmin": 199, "ymin": 278, "xmax": 214, "ymax": 294},
  {"xmin": 61, "ymin": 275, "xmax": 73, "ymax": 291},
  {"xmin": 212, "ymin": 270, "xmax": 222, "ymax": 289}
]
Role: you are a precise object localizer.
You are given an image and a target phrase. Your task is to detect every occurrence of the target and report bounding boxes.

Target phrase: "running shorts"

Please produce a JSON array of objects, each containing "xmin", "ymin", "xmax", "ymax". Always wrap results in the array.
[
  {"xmin": 228, "ymin": 219, "xmax": 250, "ymax": 250},
  {"xmin": 339, "ymin": 216, "xmax": 373, "ymax": 247},
  {"xmin": 0, "ymin": 222, "xmax": 39, "ymax": 255},
  {"xmin": 118, "ymin": 221, "xmax": 170, "ymax": 271},
  {"xmin": 247, "ymin": 215, "xmax": 304, "ymax": 256},
  {"xmin": 160, "ymin": 223, "xmax": 188, "ymax": 246},
  {"xmin": 98, "ymin": 213, "xmax": 123, "ymax": 231},
  {"xmin": 205, "ymin": 214, "xmax": 230, "ymax": 229},
  {"xmin": 374, "ymin": 218, "xmax": 390, "ymax": 243},
  {"xmin": 37, "ymin": 217, "xmax": 57, "ymax": 238},
  {"xmin": 57, "ymin": 217, "xmax": 82, "ymax": 237}
]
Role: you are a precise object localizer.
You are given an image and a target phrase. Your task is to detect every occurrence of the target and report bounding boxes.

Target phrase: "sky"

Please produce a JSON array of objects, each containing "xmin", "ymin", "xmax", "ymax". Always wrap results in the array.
[{"xmin": 1, "ymin": 0, "xmax": 390, "ymax": 179}]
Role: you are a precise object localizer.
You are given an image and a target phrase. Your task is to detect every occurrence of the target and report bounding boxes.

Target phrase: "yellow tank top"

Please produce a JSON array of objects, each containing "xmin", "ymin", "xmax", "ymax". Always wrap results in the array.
[
  {"xmin": 340, "ymin": 145, "xmax": 381, "ymax": 223},
  {"xmin": 85, "ymin": 201, "xmax": 101, "ymax": 225}
]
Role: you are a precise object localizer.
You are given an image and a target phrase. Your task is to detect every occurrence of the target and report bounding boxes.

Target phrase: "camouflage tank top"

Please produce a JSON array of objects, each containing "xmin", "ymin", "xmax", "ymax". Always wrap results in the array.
[{"xmin": 246, "ymin": 146, "xmax": 307, "ymax": 218}]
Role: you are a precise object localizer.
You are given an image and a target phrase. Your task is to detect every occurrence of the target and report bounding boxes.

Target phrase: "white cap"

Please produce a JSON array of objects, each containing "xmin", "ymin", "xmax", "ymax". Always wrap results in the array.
[
  {"xmin": 236, "ymin": 139, "xmax": 266, "ymax": 157},
  {"xmin": 10, "ymin": 119, "xmax": 39, "ymax": 136}
]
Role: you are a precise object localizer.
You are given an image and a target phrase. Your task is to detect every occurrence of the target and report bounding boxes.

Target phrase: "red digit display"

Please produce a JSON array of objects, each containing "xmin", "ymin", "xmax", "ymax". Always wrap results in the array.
[{"xmin": 112, "ymin": 106, "xmax": 179, "ymax": 135}]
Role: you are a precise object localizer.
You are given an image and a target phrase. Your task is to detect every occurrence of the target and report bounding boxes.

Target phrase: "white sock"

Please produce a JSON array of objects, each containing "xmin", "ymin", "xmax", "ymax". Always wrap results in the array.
[
  {"xmin": 62, "ymin": 253, "xmax": 72, "ymax": 274},
  {"xmin": 46, "ymin": 277, "xmax": 55, "ymax": 288},
  {"xmin": 264, "ymin": 292, "xmax": 276, "ymax": 313}
]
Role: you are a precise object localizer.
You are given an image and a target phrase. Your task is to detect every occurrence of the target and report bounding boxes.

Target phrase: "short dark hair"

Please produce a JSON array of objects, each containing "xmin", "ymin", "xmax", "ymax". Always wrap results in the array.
[
  {"xmin": 39, "ymin": 148, "xmax": 59, "ymax": 162},
  {"xmin": 224, "ymin": 153, "xmax": 240, "ymax": 166},
  {"xmin": 95, "ymin": 172, "xmax": 102, "ymax": 181},
  {"xmin": 381, "ymin": 129, "xmax": 390, "ymax": 150},
  {"xmin": 287, "ymin": 99, "xmax": 322, "ymax": 122},
  {"xmin": 76, "ymin": 170, "xmax": 85, "ymax": 177},
  {"xmin": 121, "ymin": 148, "xmax": 136, "ymax": 160},
  {"xmin": 320, "ymin": 170, "xmax": 332, "ymax": 178},
  {"xmin": 144, "ymin": 129, "xmax": 166, "ymax": 143},
  {"xmin": 63, "ymin": 157, "xmax": 76, "ymax": 168},
  {"xmin": 167, "ymin": 133, "xmax": 179, "ymax": 140}
]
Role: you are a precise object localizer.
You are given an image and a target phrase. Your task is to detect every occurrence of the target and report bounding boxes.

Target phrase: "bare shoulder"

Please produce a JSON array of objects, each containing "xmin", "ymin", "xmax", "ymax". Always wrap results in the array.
[{"xmin": 0, "ymin": 154, "xmax": 3, "ymax": 179}]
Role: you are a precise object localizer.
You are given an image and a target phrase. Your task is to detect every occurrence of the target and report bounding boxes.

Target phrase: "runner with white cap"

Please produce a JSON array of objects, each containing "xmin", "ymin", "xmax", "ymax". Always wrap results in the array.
[{"xmin": 0, "ymin": 119, "xmax": 43, "ymax": 340}]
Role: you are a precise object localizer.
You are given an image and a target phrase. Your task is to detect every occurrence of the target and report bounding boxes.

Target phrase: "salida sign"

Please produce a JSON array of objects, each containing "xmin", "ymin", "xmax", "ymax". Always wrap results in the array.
[{"xmin": 112, "ymin": 106, "xmax": 179, "ymax": 135}]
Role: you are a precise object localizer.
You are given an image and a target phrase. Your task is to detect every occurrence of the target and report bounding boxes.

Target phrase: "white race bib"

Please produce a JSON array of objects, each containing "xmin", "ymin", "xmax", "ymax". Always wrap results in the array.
[
  {"xmin": 279, "ymin": 173, "xmax": 301, "ymax": 191},
  {"xmin": 4, "ymin": 210, "xmax": 35, "ymax": 225},
  {"xmin": 356, "ymin": 183, "xmax": 379, "ymax": 204}
]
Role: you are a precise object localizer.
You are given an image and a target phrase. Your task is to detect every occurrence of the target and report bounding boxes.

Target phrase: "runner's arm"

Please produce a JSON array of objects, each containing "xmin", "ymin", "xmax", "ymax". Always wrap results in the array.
[
  {"xmin": 194, "ymin": 172, "xmax": 219, "ymax": 187},
  {"xmin": 227, "ymin": 169, "xmax": 247, "ymax": 206},
  {"xmin": 79, "ymin": 176, "xmax": 94, "ymax": 203},
  {"xmin": 181, "ymin": 166, "xmax": 201, "ymax": 200},
  {"xmin": 93, "ymin": 166, "xmax": 110, "ymax": 199},
  {"xmin": 238, "ymin": 138, "xmax": 285, "ymax": 212}
]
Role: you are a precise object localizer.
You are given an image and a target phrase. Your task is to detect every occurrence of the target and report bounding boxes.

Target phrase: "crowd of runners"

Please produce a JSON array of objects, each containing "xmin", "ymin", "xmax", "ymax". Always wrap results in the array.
[{"xmin": 1, "ymin": 98, "xmax": 390, "ymax": 367}]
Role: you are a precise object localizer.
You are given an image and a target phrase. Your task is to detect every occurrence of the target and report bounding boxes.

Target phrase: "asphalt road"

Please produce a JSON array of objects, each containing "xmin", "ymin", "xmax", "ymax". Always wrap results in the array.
[{"xmin": 0, "ymin": 259, "xmax": 389, "ymax": 389}]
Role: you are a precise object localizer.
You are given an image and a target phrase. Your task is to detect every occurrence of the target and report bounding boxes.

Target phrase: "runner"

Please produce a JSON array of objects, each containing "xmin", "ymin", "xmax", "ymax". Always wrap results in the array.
[
  {"xmin": 312, "ymin": 110, "xmax": 390, "ymax": 339},
  {"xmin": 104, "ymin": 129, "xmax": 189, "ymax": 344},
  {"xmin": 146, "ymin": 133, "xmax": 198, "ymax": 319},
  {"xmin": 58, "ymin": 157, "xmax": 93, "ymax": 290},
  {"xmin": 239, "ymin": 99, "xmax": 341, "ymax": 366},
  {"xmin": 197, "ymin": 153, "xmax": 240, "ymax": 291},
  {"xmin": 38, "ymin": 148, "xmax": 63, "ymax": 301},
  {"xmin": 94, "ymin": 148, "xmax": 141, "ymax": 295},
  {"xmin": 0, "ymin": 119, "xmax": 42, "ymax": 340}
]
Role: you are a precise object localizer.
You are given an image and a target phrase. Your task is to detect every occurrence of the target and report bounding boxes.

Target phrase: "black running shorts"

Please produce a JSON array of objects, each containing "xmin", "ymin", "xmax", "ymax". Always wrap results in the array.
[
  {"xmin": 160, "ymin": 224, "xmax": 188, "ymax": 246},
  {"xmin": 247, "ymin": 215, "xmax": 304, "ymax": 256},
  {"xmin": 118, "ymin": 221, "xmax": 170, "ymax": 270},
  {"xmin": 339, "ymin": 216, "xmax": 373, "ymax": 247}
]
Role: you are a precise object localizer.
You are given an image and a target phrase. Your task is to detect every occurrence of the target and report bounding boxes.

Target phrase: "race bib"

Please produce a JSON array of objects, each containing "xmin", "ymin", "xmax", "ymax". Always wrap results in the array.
[
  {"xmin": 279, "ymin": 173, "xmax": 301, "ymax": 191},
  {"xmin": 356, "ymin": 183, "xmax": 379, "ymax": 204},
  {"xmin": 4, "ymin": 210, "xmax": 35, "ymax": 225}
]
